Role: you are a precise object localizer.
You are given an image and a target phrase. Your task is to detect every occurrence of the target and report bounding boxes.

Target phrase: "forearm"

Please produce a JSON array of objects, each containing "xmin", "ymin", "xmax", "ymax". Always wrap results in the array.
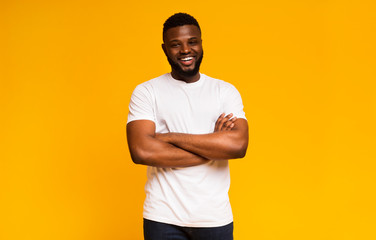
[
  {"xmin": 156, "ymin": 121, "xmax": 248, "ymax": 160},
  {"xmin": 128, "ymin": 133, "xmax": 208, "ymax": 168}
]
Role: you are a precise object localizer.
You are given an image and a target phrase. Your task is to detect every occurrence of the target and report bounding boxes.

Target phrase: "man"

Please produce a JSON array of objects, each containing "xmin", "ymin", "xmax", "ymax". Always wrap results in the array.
[{"xmin": 127, "ymin": 13, "xmax": 248, "ymax": 240}]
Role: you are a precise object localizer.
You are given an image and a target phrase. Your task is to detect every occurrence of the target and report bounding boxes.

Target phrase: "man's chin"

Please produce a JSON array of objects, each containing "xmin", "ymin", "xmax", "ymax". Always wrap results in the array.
[
  {"xmin": 180, "ymin": 67, "xmax": 196, "ymax": 75},
  {"xmin": 170, "ymin": 63, "xmax": 199, "ymax": 78},
  {"xmin": 177, "ymin": 68, "xmax": 199, "ymax": 77}
]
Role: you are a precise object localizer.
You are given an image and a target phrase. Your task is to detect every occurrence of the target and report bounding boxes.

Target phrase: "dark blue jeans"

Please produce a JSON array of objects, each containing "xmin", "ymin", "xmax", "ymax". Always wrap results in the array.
[{"xmin": 144, "ymin": 219, "xmax": 233, "ymax": 240}]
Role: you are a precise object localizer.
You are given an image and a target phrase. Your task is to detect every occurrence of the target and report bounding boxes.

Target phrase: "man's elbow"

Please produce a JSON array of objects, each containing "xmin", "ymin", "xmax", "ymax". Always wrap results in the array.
[
  {"xmin": 129, "ymin": 149, "xmax": 152, "ymax": 165},
  {"xmin": 131, "ymin": 156, "xmax": 143, "ymax": 165},
  {"xmin": 238, "ymin": 147, "xmax": 247, "ymax": 158},
  {"xmin": 232, "ymin": 148, "xmax": 247, "ymax": 159},
  {"xmin": 232, "ymin": 140, "xmax": 248, "ymax": 159}
]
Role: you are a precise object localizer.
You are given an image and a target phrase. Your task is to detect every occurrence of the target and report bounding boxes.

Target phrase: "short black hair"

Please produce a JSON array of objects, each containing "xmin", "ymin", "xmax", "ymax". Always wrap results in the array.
[{"xmin": 163, "ymin": 13, "xmax": 201, "ymax": 36}]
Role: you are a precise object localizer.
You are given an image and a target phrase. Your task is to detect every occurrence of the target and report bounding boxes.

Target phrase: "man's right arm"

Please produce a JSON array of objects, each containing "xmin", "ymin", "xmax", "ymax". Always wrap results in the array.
[{"xmin": 126, "ymin": 120, "xmax": 209, "ymax": 168}]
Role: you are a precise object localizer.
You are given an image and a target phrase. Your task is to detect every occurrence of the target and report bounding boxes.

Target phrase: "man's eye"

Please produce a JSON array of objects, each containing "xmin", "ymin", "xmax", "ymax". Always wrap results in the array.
[
  {"xmin": 189, "ymin": 41, "xmax": 197, "ymax": 45},
  {"xmin": 171, "ymin": 43, "xmax": 180, "ymax": 47}
]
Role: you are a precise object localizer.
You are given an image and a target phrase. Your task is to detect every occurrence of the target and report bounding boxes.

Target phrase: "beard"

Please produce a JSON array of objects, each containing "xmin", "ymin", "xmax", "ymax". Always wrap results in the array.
[{"xmin": 167, "ymin": 51, "xmax": 204, "ymax": 78}]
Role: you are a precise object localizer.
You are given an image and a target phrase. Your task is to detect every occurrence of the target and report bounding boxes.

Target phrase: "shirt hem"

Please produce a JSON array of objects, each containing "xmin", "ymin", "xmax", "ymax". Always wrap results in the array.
[{"xmin": 143, "ymin": 214, "xmax": 233, "ymax": 228}]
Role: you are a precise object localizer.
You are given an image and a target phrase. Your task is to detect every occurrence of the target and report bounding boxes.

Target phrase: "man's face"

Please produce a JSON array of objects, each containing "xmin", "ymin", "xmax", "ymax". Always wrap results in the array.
[{"xmin": 162, "ymin": 25, "xmax": 203, "ymax": 79}]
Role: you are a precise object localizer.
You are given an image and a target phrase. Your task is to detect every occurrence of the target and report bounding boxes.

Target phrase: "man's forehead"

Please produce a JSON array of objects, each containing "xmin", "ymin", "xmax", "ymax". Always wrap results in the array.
[{"xmin": 163, "ymin": 25, "xmax": 201, "ymax": 41}]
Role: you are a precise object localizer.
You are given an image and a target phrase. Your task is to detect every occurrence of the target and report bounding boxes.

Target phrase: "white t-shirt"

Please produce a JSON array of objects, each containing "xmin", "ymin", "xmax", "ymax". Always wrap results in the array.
[{"xmin": 127, "ymin": 73, "xmax": 246, "ymax": 227}]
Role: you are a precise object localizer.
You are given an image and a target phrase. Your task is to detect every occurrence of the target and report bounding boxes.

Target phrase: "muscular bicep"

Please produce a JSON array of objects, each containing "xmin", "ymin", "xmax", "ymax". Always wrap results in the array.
[
  {"xmin": 232, "ymin": 118, "xmax": 248, "ymax": 137},
  {"xmin": 126, "ymin": 120, "xmax": 156, "ymax": 164},
  {"xmin": 127, "ymin": 120, "xmax": 155, "ymax": 140},
  {"xmin": 231, "ymin": 118, "xmax": 249, "ymax": 156}
]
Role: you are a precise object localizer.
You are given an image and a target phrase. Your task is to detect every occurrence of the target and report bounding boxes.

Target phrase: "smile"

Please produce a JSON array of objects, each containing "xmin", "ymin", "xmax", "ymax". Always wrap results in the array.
[
  {"xmin": 180, "ymin": 57, "xmax": 193, "ymax": 61},
  {"xmin": 178, "ymin": 56, "xmax": 195, "ymax": 66}
]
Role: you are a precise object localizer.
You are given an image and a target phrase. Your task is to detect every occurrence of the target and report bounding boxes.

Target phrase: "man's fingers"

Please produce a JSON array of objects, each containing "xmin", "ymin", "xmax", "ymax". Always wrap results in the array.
[
  {"xmin": 214, "ymin": 113, "xmax": 225, "ymax": 131},
  {"xmin": 215, "ymin": 113, "xmax": 227, "ymax": 131},
  {"xmin": 224, "ymin": 117, "xmax": 237, "ymax": 130},
  {"xmin": 215, "ymin": 113, "xmax": 234, "ymax": 131},
  {"xmin": 224, "ymin": 113, "xmax": 233, "ymax": 121},
  {"xmin": 224, "ymin": 122, "xmax": 234, "ymax": 130},
  {"xmin": 219, "ymin": 113, "xmax": 233, "ymax": 130}
]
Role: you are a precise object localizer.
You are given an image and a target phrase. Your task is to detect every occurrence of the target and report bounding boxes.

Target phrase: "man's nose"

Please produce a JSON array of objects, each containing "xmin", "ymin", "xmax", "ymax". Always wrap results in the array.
[{"xmin": 180, "ymin": 44, "xmax": 190, "ymax": 54}]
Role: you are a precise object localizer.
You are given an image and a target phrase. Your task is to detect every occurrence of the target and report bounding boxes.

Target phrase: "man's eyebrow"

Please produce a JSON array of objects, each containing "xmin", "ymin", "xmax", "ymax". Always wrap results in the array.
[{"xmin": 167, "ymin": 37, "xmax": 199, "ymax": 43}]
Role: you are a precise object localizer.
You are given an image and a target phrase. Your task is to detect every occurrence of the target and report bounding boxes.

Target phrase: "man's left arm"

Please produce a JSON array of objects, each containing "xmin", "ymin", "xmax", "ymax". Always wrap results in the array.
[{"xmin": 156, "ymin": 115, "xmax": 248, "ymax": 160}]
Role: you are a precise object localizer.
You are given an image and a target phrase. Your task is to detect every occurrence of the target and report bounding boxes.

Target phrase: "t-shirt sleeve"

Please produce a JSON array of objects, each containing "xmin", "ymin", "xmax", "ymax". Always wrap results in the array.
[
  {"xmin": 221, "ymin": 83, "xmax": 247, "ymax": 120},
  {"xmin": 127, "ymin": 84, "xmax": 155, "ymax": 124}
]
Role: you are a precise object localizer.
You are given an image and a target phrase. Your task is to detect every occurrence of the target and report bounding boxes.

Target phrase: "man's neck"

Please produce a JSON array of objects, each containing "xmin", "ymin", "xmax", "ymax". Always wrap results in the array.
[{"xmin": 171, "ymin": 71, "xmax": 200, "ymax": 83}]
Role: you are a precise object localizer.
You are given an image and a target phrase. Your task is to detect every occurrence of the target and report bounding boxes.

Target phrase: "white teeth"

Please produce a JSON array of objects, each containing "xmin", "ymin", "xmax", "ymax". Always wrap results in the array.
[{"xmin": 181, "ymin": 57, "xmax": 193, "ymax": 61}]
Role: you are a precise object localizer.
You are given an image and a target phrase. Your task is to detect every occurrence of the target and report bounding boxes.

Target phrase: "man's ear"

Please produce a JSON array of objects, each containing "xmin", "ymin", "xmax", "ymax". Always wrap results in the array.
[{"xmin": 161, "ymin": 43, "xmax": 167, "ymax": 55}]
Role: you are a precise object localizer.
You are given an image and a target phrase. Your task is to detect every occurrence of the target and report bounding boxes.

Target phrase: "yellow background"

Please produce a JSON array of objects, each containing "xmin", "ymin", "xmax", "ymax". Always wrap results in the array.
[{"xmin": 1, "ymin": 0, "xmax": 375, "ymax": 239}]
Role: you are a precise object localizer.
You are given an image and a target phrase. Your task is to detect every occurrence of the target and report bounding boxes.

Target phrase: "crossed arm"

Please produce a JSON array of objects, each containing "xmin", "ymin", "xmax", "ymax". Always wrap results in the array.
[{"xmin": 126, "ymin": 113, "xmax": 249, "ymax": 168}]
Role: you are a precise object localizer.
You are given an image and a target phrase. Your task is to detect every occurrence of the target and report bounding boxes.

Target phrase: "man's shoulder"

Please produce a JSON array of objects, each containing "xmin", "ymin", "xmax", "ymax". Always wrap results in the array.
[
  {"xmin": 201, "ymin": 73, "xmax": 236, "ymax": 89},
  {"xmin": 137, "ymin": 73, "xmax": 169, "ymax": 87}
]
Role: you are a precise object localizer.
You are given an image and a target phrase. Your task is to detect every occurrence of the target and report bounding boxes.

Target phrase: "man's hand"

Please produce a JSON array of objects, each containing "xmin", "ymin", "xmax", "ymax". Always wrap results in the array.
[{"xmin": 214, "ymin": 113, "xmax": 237, "ymax": 132}]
